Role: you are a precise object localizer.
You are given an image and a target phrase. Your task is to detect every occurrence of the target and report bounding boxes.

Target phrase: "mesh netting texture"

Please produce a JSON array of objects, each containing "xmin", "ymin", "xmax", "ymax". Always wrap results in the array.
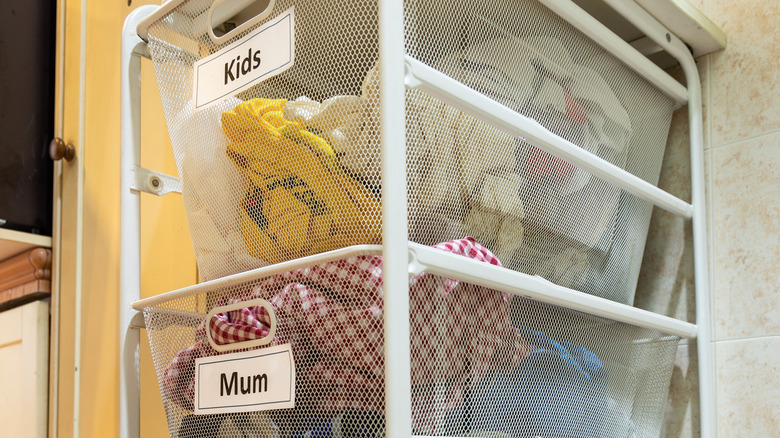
[
  {"xmin": 142, "ymin": 0, "xmax": 680, "ymax": 436},
  {"xmin": 145, "ymin": 239, "xmax": 679, "ymax": 438},
  {"xmin": 145, "ymin": 0, "xmax": 674, "ymax": 305}
]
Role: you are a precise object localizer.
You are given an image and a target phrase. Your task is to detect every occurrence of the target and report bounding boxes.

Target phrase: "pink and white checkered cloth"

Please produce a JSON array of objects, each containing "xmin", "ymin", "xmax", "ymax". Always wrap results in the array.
[{"xmin": 161, "ymin": 237, "xmax": 531, "ymax": 434}]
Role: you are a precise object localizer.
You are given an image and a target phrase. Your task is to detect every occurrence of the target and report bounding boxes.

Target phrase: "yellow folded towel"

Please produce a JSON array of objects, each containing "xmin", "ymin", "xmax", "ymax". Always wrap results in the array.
[{"xmin": 222, "ymin": 98, "xmax": 382, "ymax": 264}]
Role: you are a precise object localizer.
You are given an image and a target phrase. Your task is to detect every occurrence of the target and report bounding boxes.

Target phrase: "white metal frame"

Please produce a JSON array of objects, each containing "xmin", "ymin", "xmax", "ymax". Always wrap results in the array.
[
  {"xmin": 119, "ymin": 1, "xmax": 716, "ymax": 437},
  {"xmin": 598, "ymin": 3, "xmax": 715, "ymax": 435},
  {"xmin": 120, "ymin": 6, "xmax": 159, "ymax": 438},
  {"xmin": 133, "ymin": 243, "xmax": 697, "ymax": 336}
]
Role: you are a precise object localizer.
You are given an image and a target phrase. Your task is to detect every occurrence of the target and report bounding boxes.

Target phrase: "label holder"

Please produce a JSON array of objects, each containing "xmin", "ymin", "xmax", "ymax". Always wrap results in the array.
[{"xmin": 192, "ymin": 6, "xmax": 295, "ymax": 111}]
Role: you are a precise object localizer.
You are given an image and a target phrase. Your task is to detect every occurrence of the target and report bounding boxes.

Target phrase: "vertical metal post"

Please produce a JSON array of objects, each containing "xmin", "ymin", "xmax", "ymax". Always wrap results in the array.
[
  {"xmin": 680, "ymin": 53, "xmax": 717, "ymax": 438},
  {"xmin": 120, "ymin": 6, "xmax": 157, "ymax": 438},
  {"xmin": 379, "ymin": 1, "xmax": 412, "ymax": 437},
  {"xmin": 597, "ymin": 1, "xmax": 717, "ymax": 435}
]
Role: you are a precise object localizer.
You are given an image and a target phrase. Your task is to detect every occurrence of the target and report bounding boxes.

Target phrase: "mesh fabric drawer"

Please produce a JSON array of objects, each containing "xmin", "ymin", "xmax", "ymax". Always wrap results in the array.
[
  {"xmin": 143, "ymin": 0, "xmax": 674, "ymax": 303},
  {"xmin": 142, "ymin": 246, "xmax": 678, "ymax": 438}
]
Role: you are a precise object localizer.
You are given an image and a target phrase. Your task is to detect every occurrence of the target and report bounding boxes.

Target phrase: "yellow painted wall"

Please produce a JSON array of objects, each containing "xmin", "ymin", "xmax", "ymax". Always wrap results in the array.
[{"xmin": 53, "ymin": 0, "xmax": 196, "ymax": 436}]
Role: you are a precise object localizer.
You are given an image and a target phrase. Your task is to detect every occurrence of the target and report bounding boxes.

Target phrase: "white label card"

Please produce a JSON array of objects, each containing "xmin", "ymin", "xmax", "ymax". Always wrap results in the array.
[
  {"xmin": 192, "ymin": 6, "xmax": 295, "ymax": 111},
  {"xmin": 194, "ymin": 343, "xmax": 296, "ymax": 415}
]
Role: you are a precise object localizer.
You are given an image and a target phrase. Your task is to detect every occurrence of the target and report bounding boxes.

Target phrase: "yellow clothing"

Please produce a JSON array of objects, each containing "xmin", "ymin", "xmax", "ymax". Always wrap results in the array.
[{"xmin": 222, "ymin": 98, "xmax": 381, "ymax": 264}]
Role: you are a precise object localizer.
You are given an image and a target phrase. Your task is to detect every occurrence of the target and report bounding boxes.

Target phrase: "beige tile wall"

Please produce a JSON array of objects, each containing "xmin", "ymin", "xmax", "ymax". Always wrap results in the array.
[{"xmin": 636, "ymin": 0, "xmax": 780, "ymax": 436}]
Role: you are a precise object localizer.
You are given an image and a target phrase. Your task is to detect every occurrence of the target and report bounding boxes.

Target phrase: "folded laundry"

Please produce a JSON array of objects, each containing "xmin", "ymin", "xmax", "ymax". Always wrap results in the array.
[
  {"xmin": 508, "ymin": 221, "xmax": 592, "ymax": 290},
  {"xmin": 310, "ymin": 64, "xmax": 464, "ymax": 244},
  {"xmin": 283, "ymin": 95, "xmax": 364, "ymax": 161},
  {"xmin": 221, "ymin": 98, "xmax": 382, "ymax": 264},
  {"xmin": 462, "ymin": 172, "xmax": 526, "ymax": 262},
  {"xmin": 323, "ymin": 35, "xmax": 632, "ymax": 262},
  {"xmin": 171, "ymin": 97, "xmax": 268, "ymax": 280},
  {"xmin": 444, "ymin": 326, "xmax": 617, "ymax": 438},
  {"xmin": 432, "ymin": 35, "xmax": 633, "ymax": 252},
  {"xmin": 162, "ymin": 237, "xmax": 531, "ymax": 436}
]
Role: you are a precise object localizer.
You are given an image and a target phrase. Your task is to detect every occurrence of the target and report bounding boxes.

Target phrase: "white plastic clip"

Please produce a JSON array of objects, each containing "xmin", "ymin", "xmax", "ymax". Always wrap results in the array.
[
  {"xmin": 403, "ymin": 58, "xmax": 423, "ymax": 90},
  {"xmin": 131, "ymin": 41, "xmax": 151, "ymax": 59},
  {"xmin": 130, "ymin": 165, "xmax": 182, "ymax": 196},
  {"xmin": 407, "ymin": 247, "xmax": 426, "ymax": 277},
  {"xmin": 129, "ymin": 311, "xmax": 146, "ymax": 329}
]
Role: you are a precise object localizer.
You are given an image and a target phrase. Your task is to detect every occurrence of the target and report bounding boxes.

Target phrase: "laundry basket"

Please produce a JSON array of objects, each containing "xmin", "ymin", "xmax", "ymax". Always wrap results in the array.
[
  {"xmin": 139, "ymin": 241, "xmax": 679, "ymax": 438},
  {"xmin": 140, "ymin": 0, "xmax": 675, "ymax": 300}
]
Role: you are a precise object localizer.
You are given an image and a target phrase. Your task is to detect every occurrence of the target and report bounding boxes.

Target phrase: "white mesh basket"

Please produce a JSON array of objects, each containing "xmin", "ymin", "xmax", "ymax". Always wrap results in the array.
[
  {"xmin": 142, "ymin": 0, "xmax": 674, "ymax": 299},
  {"xmin": 140, "ymin": 242, "xmax": 679, "ymax": 438}
]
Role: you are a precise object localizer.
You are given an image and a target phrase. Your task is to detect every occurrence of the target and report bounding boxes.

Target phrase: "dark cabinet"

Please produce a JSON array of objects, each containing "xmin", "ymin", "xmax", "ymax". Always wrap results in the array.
[{"xmin": 0, "ymin": 0, "xmax": 56, "ymax": 236}]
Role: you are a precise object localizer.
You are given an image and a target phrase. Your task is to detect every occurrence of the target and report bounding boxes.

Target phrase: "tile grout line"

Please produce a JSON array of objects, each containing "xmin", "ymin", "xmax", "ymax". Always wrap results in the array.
[
  {"xmin": 707, "ymin": 127, "xmax": 780, "ymax": 152},
  {"xmin": 661, "ymin": 125, "xmax": 780, "ymax": 164},
  {"xmin": 713, "ymin": 333, "xmax": 780, "ymax": 345}
]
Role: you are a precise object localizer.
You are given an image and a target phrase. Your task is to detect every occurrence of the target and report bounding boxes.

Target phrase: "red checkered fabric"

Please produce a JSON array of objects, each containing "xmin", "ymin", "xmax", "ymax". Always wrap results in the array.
[
  {"xmin": 161, "ymin": 341, "xmax": 201, "ymax": 410},
  {"xmin": 160, "ymin": 237, "xmax": 531, "ymax": 434},
  {"xmin": 209, "ymin": 303, "xmax": 274, "ymax": 345}
]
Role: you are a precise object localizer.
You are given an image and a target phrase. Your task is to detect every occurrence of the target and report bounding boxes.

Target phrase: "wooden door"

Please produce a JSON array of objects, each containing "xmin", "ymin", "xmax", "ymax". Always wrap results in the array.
[{"xmin": 51, "ymin": 1, "xmax": 197, "ymax": 436}]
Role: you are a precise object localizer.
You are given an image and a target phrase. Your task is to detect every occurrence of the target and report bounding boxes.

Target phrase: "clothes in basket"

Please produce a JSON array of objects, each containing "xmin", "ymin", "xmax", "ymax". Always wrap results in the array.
[
  {"xmin": 288, "ymin": 36, "xmax": 633, "ymax": 283},
  {"xmin": 177, "ymin": 412, "xmax": 277, "ymax": 438},
  {"xmin": 444, "ymin": 326, "xmax": 635, "ymax": 438},
  {"xmin": 281, "ymin": 410, "xmax": 385, "ymax": 438},
  {"xmin": 220, "ymin": 98, "xmax": 382, "ymax": 265},
  {"xmin": 171, "ymin": 97, "xmax": 268, "ymax": 281},
  {"xmin": 161, "ymin": 237, "xmax": 532, "ymax": 436},
  {"xmin": 432, "ymin": 35, "xmax": 632, "ymax": 250}
]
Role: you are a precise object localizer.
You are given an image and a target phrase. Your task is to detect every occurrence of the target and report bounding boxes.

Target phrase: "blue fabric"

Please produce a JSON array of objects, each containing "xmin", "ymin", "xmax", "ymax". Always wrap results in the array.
[
  {"xmin": 445, "ymin": 327, "xmax": 616, "ymax": 438},
  {"xmin": 287, "ymin": 410, "xmax": 384, "ymax": 438},
  {"xmin": 288, "ymin": 416, "xmax": 337, "ymax": 438}
]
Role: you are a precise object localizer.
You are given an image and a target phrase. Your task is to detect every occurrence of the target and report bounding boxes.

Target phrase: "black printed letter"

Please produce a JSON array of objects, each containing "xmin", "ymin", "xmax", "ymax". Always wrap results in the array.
[
  {"xmin": 253, "ymin": 50, "xmax": 262, "ymax": 69},
  {"xmin": 240, "ymin": 375, "xmax": 252, "ymax": 394},
  {"xmin": 253, "ymin": 374, "xmax": 268, "ymax": 393},
  {"xmin": 224, "ymin": 59, "xmax": 236, "ymax": 85},
  {"xmin": 221, "ymin": 372, "xmax": 238, "ymax": 396},
  {"xmin": 241, "ymin": 49, "xmax": 252, "ymax": 75}
]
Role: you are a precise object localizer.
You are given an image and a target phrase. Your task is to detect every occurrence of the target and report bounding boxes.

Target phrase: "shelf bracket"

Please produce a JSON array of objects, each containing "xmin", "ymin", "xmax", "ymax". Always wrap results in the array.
[
  {"xmin": 131, "ymin": 41, "xmax": 151, "ymax": 60},
  {"xmin": 130, "ymin": 165, "xmax": 181, "ymax": 196},
  {"xmin": 129, "ymin": 311, "xmax": 146, "ymax": 329}
]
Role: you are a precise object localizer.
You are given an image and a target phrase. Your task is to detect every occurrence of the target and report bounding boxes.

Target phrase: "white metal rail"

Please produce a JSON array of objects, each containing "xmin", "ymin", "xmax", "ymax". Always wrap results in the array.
[
  {"xmin": 538, "ymin": 0, "xmax": 688, "ymax": 107},
  {"xmin": 408, "ymin": 243, "xmax": 698, "ymax": 338},
  {"xmin": 403, "ymin": 56, "xmax": 694, "ymax": 219},
  {"xmin": 379, "ymin": 3, "xmax": 413, "ymax": 438},
  {"xmin": 133, "ymin": 243, "xmax": 698, "ymax": 339}
]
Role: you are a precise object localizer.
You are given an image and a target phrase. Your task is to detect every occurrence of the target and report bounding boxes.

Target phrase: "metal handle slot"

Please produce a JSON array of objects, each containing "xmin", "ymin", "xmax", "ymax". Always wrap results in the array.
[
  {"xmin": 205, "ymin": 297, "xmax": 278, "ymax": 352},
  {"xmin": 208, "ymin": 0, "xmax": 276, "ymax": 44}
]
